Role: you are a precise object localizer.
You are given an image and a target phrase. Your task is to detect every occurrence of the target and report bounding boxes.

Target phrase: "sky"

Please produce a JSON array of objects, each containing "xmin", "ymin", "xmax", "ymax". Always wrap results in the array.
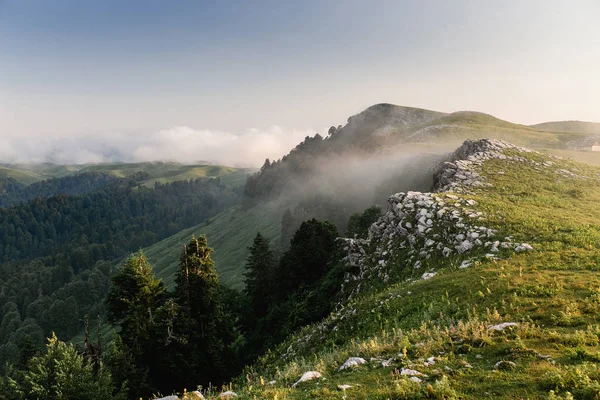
[{"xmin": 0, "ymin": 0, "xmax": 599, "ymax": 166}]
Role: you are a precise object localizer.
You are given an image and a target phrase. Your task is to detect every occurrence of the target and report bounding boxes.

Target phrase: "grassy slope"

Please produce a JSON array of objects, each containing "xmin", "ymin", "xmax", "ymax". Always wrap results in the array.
[
  {"xmin": 0, "ymin": 165, "xmax": 46, "ymax": 184},
  {"xmin": 195, "ymin": 146, "xmax": 600, "ymax": 399},
  {"xmin": 531, "ymin": 121, "xmax": 600, "ymax": 135},
  {"xmin": 76, "ymin": 162, "xmax": 253, "ymax": 187},
  {"xmin": 141, "ymin": 113, "xmax": 599, "ymax": 292},
  {"xmin": 144, "ymin": 202, "xmax": 282, "ymax": 290},
  {"xmin": 1, "ymin": 162, "xmax": 253, "ymax": 187},
  {"xmin": 406, "ymin": 112, "xmax": 576, "ymax": 149}
]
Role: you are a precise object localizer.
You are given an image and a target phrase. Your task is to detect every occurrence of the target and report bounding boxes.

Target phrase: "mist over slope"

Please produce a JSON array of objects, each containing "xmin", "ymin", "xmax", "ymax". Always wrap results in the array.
[
  {"xmin": 144, "ymin": 102, "xmax": 596, "ymax": 289},
  {"xmin": 222, "ymin": 138, "xmax": 600, "ymax": 399}
]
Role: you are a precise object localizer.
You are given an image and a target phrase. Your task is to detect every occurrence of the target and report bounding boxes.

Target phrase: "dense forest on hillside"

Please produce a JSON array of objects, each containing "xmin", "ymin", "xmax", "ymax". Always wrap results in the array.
[
  {"xmin": 0, "ymin": 172, "xmax": 120, "ymax": 207},
  {"xmin": 0, "ymin": 175, "xmax": 243, "ymax": 374},
  {"xmin": 0, "ymin": 208, "xmax": 366, "ymax": 399},
  {"xmin": 0, "ymin": 176, "xmax": 240, "ymax": 264}
]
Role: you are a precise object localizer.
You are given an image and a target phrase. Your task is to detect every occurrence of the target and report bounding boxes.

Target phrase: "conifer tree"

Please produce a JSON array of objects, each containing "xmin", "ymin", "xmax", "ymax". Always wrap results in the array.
[
  {"xmin": 244, "ymin": 233, "xmax": 275, "ymax": 318},
  {"xmin": 106, "ymin": 253, "xmax": 165, "ymax": 353},
  {"xmin": 172, "ymin": 236, "xmax": 229, "ymax": 387},
  {"xmin": 105, "ymin": 253, "xmax": 165, "ymax": 397}
]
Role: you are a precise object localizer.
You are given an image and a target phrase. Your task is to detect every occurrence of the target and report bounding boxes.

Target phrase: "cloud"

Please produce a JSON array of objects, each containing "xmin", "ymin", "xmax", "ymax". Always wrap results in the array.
[{"xmin": 0, "ymin": 126, "xmax": 317, "ymax": 167}]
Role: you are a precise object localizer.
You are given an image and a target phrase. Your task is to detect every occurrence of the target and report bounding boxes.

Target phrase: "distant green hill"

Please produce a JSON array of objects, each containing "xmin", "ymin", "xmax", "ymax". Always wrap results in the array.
[
  {"xmin": 76, "ymin": 162, "xmax": 253, "ymax": 187},
  {"xmin": 0, "ymin": 161, "xmax": 253, "ymax": 187},
  {"xmin": 531, "ymin": 120, "xmax": 600, "ymax": 134}
]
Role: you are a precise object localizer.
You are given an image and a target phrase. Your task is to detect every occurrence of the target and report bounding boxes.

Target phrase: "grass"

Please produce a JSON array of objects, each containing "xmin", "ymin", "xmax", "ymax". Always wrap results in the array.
[{"xmin": 174, "ymin": 143, "xmax": 600, "ymax": 399}]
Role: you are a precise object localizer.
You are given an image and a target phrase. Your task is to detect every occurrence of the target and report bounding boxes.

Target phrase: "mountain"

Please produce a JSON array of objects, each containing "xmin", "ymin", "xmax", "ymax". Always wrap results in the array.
[
  {"xmin": 211, "ymin": 138, "xmax": 600, "ymax": 399},
  {"xmin": 143, "ymin": 103, "xmax": 598, "ymax": 289}
]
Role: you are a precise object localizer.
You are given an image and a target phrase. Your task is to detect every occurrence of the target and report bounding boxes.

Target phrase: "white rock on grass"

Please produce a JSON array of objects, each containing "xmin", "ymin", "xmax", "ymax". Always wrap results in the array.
[
  {"xmin": 157, "ymin": 396, "xmax": 178, "ymax": 400},
  {"xmin": 219, "ymin": 391, "xmax": 238, "ymax": 399},
  {"xmin": 410, "ymin": 376, "xmax": 423, "ymax": 383},
  {"xmin": 267, "ymin": 380, "xmax": 276, "ymax": 385},
  {"xmin": 421, "ymin": 271, "xmax": 437, "ymax": 280},
  {"xmin": 191, "ymin": 391, "xmax": 205, "ymax": 400},
  {"xmin": 488, "ymin": 322, "xmax": 518, "ymax": 331},
  {"xmin": 292, "ymin": 371, "xmax": 322, "ymax": 387},
  {"xmin": 400, "ymin": 368, "xmax": 424, "ymax": 377},
  {"xmin": 515, "ymin": 243, "xmax": 534, "ymax": 252},
  {"xmin": 381, "ymin": 358, "xmax": 394, "ymax": 367},
  {"xmin": 339, "ymin": 357, "xmax": 367, "ymax": 371},
  {"xmin": 338, "ymin": 384, "xmax": 353, "ymax": 390}
]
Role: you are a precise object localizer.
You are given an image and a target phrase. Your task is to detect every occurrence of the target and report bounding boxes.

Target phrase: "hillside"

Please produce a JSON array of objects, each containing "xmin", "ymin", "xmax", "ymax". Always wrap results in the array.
[
  {"xmin": 0, "ymin": 161, "xmax": 253, "ymax": 187},
  {"xmin": 532, "ymin": 120, "xmax": 600, "ymax": 135},
  {"xmin": 145, "ymin": 104, "xmax": 597, "ymax": 291},
  {"xmin": 145, "ymin": 202, "xmax": 282, "ymax": 290},
  {"xmin": 76, "ymin": 162, "xmax": 253, "ymax": 188},
  {"xmin": 170, "ymin": 138, "xmax": 600, "ymax": 399}
]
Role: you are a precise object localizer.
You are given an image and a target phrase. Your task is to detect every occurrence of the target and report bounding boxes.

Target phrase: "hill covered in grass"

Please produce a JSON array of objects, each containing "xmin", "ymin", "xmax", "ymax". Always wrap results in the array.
[
  {"xmin": 171, "ymin": 139, "xmax": 600, "ymax": 399},
  {"xmin": 0, "ymin": 161, "xmax": 253, "ymax": 187},
  {"xmin": 531, "ymin": 120, "xmax": 600, "ymax": 135},
  {"xmin": 145, "ymin": 104, "xmax": 598, "ymax": 291}
]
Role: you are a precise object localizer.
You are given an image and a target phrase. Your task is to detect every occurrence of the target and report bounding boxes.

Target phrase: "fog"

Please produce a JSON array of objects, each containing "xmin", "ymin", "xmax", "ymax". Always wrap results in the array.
[
  {"xmin": 268, "ymin": 142, "xmax": 459, "ymax": 233},
  {"xmin": 0, "ymin": 126, "xmax": 317, "ymax": 167}
]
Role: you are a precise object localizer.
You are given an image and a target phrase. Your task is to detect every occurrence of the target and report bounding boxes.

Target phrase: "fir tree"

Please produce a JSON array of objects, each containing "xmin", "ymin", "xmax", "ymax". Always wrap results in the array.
[
  {"xmin": 171, "ymin": 236, "xmax": 229, "ymax": 388},
  {"xmin": 244, "ymin": 233, "xmax": 276, "ymax": 319}
]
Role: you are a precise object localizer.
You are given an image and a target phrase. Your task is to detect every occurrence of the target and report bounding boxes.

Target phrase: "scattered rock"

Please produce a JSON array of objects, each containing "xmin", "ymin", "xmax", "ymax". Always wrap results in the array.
[
  {"xmin": 410, "ymin": 376, "xmax": 423, "ymax": 383},
  {"xmin": 338, "ymin": 384, "xmax": 352, "ymax": 390},
  {"xmin": 400, "ymin": 368, "xmax": 424, "ymax": 377},
  {"xmin": 339, "ymin": 357, "xmax": 367, "ymax": 371},
  {"xmin": 219, "ymin": 391, "xmax": 238, "ymax": 399},
  {"xmin": 189, "ymin": 391, "xmax": 205, "ymax": 400},
  {"xmin": 292, "ymin": 371, "xmax": 322, "ymax": 387},
  {"xmin": 494, "ymin": 360, "xmax": 517, "ymax": 370},
  {"xmin": 488, "ymin": 322, "xmax": 518, "ymax": 332},
  {"xmin": 267, "ymin": 380, "xmax": 277, "ymax": 385},
  {"xmin": 381, "ymin": 358, "xmax": 394, "ymax": 367},
  {"xmin": 157, "ymin": 396, "xmax": 178, "ymax": 400},
  {"xmin": 421, "ymin": 272, "xmax": 437, "ymax": 280}
]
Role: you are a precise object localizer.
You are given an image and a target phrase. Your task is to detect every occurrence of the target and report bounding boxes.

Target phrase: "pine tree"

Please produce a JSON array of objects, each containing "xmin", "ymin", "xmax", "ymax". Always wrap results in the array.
[
  {"xmin": 244, "ymin": 233, "xmax": 275, "ymax": 318},
  {"xmin": 106, "ymin": 253, "xmax": 165, "ymax": 353},
  {"xmin": 14, "ymin": 333, "xmax": 119, "ymax": 400},
  {"xmin": 105, "ymin": 253, "xmax": 165, "ymax": 397},
  {"xmin": 278, "ymin": 218, "xmax": 339, "ymax": 295},
  {"xmin": 171, "ymin": 236, "xmax": 229, "ymax": 387}
]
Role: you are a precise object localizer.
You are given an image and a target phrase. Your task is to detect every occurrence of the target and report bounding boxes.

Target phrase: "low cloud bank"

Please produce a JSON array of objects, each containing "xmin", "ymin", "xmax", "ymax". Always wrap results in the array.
[{"xmin": 0, "ymin": 126, "xmax": 317, "ymax": 167}]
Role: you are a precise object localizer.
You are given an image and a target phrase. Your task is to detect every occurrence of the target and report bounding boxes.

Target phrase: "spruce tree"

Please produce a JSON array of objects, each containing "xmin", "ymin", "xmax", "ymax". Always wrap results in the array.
[
  {"xmin": 172, "ymin": 236, "xmax": 228, "ymax": 387},
  {"xmin": 105, "ymin": 253, "xmax": 165, "ymax": 397},
  {"xmin": 106, "ymin": 253, "xmax": 165, "ymax": 353},
  {"xmin": 244, "ymin": 233, "xmax": 276, "ymax": 318}
]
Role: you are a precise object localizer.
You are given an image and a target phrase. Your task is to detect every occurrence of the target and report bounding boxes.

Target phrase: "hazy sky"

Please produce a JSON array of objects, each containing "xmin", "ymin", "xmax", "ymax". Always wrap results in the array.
[{"xmin": 1, "ymin": 0, "xmax": 599, "ymax": 165}]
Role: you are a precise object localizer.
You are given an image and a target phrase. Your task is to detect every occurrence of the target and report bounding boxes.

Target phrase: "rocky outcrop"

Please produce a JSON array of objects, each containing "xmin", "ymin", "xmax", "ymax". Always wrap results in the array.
[{"xmin": 340, "ymin": 139, "xmax": 536, "ymax": 298}]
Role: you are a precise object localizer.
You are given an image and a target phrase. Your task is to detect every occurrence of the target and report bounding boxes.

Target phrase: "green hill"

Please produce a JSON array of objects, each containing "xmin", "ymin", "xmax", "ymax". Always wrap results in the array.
[
  {"xmin": 186, "ymin": 139, "xmax": 600, "ymax": 399},
  {"xmin": 531, "ymin": 120, "xmax": 600, "ymax": 135},
  {"xmin": 143, "ymin": 105, "xmax": 600, "ymax": 293},
  {"xmin": 0, "ymin": 161, "xmax": 253, "ymax": 187},
  {"xmin": 76, "ymin": 162, "xmax": 253, "ymax": 187}
]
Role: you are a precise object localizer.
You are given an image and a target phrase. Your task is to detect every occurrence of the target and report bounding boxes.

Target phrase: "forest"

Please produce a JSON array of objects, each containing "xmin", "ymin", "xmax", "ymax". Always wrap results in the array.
[
  {"xmin": 0, "ymin": 172, "xmax": 243, "ymax": 381},
  {"xmin": 0, "ymin": 191, "xmax": 380, "ymax": 399}
]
